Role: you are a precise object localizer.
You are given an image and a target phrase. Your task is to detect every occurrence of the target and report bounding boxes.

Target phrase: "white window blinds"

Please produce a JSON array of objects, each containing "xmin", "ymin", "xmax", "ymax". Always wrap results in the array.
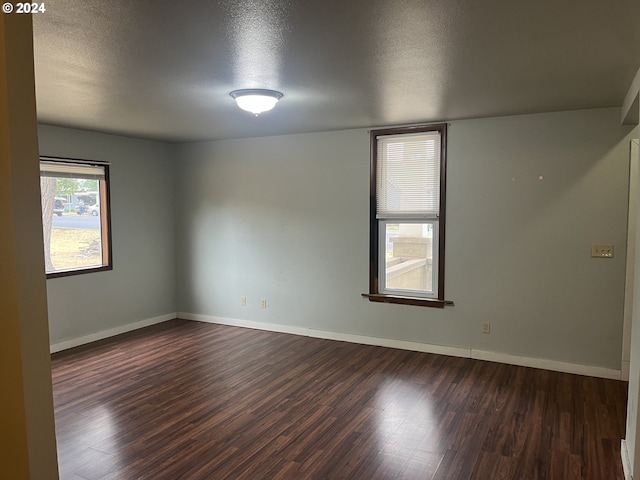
[
  {"xmin": 376, "ymin": 131, "xmax": 441, "ymax": 219},
  {"xmin": 40, "ymin": 161, "xmax": 106, "ymax": 180}
]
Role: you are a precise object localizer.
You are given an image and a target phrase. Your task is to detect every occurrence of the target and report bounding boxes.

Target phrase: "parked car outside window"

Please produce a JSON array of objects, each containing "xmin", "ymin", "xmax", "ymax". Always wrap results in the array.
[
  {"xmin": 88, "ymin": 203, "xmax": 100, "ymax": 216},
  {"xmin": 54, "ymin": 197, "xmax": 65, "ymax": 216}
]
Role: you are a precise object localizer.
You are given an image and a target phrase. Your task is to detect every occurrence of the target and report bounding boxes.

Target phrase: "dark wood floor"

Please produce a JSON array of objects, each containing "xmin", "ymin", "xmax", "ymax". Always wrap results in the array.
[{"xmin": 51, "ymin": 319, "xmax": 627, "ymax": 480}]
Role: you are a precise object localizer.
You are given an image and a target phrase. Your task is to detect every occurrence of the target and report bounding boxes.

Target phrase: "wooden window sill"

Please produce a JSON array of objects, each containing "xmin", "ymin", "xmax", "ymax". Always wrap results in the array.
[
  {"xmin": 46, "ymin": 265, "xmax": 113, "ymax": 279},
  {"xmin": 362, "ymin": 293, "xmax": 454, "ymax": 308}
]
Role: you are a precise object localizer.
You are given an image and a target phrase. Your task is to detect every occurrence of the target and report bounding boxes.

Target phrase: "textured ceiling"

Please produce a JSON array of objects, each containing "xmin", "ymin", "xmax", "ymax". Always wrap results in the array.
[{"xmin": 33, "ymin": 0, "xmax": 640, "ymax": 142}]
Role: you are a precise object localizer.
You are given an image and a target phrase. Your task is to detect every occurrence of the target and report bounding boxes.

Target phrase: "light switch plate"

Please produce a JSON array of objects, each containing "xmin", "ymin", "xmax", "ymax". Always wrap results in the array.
[{"xmin": 591, "ymin": 244, "xmax": 614, "ymax": 258}]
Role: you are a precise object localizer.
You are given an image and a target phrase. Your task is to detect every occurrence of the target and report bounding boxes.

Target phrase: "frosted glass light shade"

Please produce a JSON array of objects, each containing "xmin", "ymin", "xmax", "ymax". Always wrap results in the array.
[{"xmin": 230, "ymin": 89, "xmax": 283, "ymax": 115}]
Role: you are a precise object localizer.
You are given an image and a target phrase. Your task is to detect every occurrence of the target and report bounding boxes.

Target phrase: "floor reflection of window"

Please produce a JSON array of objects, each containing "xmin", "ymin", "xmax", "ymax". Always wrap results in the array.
[{"xmin": 375, "ymin": 380, "xmax": 440, "ymax": 473}]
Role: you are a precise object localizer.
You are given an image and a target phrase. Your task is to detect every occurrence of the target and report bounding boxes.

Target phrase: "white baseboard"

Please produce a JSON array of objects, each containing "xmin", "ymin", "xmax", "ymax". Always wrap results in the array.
[
  {"xmin": 472, "ymin": 350, "xmax": 621, "ymax": 380},
  {"xmin": 309, "ymin": 328, "xmax": 470, "ymax": 358},
  {"xmin": 178, "ymin": 312, "xmax": 621, "ymax": 380},
  {"xmin": 621, "ymin": 439, "xmax": 633, "ymax": 480},
  {"xmin": 50, "ymin": 313, "xmax": 177, "ymax": 353},
  {"xmin": 179, "ymin": 312, "xmax": 469, "ymax": 359},
  {"xmin": 181, "ymin": 312, "xmax": 311, "ymax": 337}
]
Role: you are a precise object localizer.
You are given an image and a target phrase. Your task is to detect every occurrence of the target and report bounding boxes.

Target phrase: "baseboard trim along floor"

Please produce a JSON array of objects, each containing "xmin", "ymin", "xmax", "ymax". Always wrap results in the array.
[
  {"xmin": 621, "ymin": 439, "xmax": 633, "ymax": 480},
  {"xmin": 49, "ymin": 311, "xmax": 622, "ymax": 380},
  {"xmin": 177, "ymin": 312, "xmax": 622, "ymax": 381},
  {"xmin": 49, "ymin": 313, "xmax": 177, "ymax": 353}
]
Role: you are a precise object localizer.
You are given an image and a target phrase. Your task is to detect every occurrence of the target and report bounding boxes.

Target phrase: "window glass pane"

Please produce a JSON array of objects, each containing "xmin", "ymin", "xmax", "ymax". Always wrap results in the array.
[
  {"xmin": 41, "ymin": 173, "xmax": 106, "ymax": 274},
  {"xmin": 383, "ymin": 222, "xmax": 435, "ymax": 294}
]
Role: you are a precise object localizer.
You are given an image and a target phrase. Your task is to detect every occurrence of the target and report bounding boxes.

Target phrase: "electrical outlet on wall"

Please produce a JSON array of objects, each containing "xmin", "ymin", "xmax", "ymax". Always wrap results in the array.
[
  {"xmin": 241, "ymin": 296, "xmax": 246, "ymax": 307},
  {"xmin": 482, "ymin": 322, "xmax": 490, "ymax": 334},
  {"xmin": 591, "ymin": 244, "xmax": 614, "ymax": 258},
  {"xmin": 260, "ymin": 298, "xmax": 267, "ymax": 309}
]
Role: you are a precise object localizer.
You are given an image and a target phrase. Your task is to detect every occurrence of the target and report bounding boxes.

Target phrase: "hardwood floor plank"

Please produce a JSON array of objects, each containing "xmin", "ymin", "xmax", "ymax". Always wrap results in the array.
[{"xmin": 51, "ymin": 319, "xmax": 628, "ymax": 479}]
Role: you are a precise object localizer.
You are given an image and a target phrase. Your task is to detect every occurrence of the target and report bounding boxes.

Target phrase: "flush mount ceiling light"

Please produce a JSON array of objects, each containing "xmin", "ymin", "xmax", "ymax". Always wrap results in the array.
[{"xmin": 230, "ymin": 89, "xmax": 283, "ymax": 115}]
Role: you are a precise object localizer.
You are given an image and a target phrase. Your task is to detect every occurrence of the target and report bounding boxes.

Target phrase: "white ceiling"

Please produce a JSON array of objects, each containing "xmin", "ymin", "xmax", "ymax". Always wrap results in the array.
[{"xmin": 33, "ymin": 0, "xmax": 640, "ymax": 142}]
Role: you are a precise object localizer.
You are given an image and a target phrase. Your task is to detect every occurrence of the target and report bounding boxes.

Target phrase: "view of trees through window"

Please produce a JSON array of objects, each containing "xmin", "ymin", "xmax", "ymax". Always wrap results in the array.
[{"xmin": 40, "ymin": 159, "xmax": 110, "ymax": 276}]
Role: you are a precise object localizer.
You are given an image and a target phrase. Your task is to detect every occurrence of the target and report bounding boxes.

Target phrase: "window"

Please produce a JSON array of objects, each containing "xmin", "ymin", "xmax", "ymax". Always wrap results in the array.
[
  {"xmin": 39, "ymin": 157, "xmax": 112, "ymax": 278},
  {"xmin": 367, "ymin": 124, "xmax": 448, "ymax": 307}
]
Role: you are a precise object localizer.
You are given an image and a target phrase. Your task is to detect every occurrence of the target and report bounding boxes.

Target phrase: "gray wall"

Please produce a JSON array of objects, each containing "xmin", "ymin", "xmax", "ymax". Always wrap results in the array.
[
  {"xmin": 176, "ymin": 108, "xmax": 636, "ymax": 370},
  {"xmin": 38, "ymin": 125, "xmax": 177, "ymax": 344}
]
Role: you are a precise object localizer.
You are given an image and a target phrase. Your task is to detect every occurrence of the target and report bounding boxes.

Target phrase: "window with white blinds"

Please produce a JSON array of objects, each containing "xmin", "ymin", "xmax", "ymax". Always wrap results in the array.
[
  {"xmin": 368, "ymin": 124, "xmax": 448, "ymax": 307},
  {"xmin": 376, "ymin": 131, "xmax": 441, "ymax": 219}
]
